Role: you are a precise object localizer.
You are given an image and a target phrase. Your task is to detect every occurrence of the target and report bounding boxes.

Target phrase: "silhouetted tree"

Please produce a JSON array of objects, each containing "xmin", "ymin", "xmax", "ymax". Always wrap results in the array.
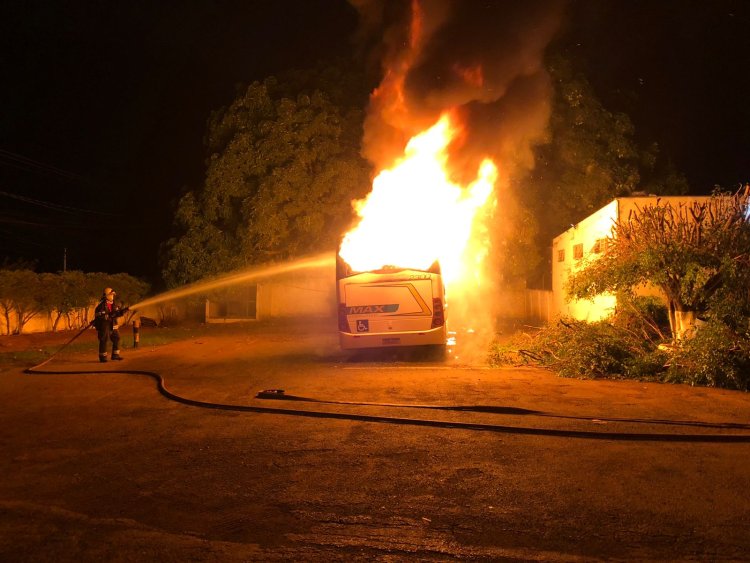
[
  {"xmin": 520, "ymin": 56, "xmax": 688, "ymax": 284},
  {"xmin": 525, "ymin": 57, "xmax": 640, "ymax": 248},
  {"xmin": 0, "ymin": 269, "xmax": 41, "ymax": 334},
  {"xmin": 162, "ymin": 66, "xmax": 372, "ymax": 287}
]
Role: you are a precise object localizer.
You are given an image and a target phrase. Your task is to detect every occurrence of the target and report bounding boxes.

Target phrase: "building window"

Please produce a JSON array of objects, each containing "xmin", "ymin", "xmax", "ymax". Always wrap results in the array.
[
  {"xmin": 573, "ymin": 243, "xmax": 583, "ymax": 260},
  {"xmin": 593, "ymin": 238, "xmax": 611, "ymax": 254},
  {"xmin": 557, "ymin": 249, "xmax": 565, "ymax": 262}
]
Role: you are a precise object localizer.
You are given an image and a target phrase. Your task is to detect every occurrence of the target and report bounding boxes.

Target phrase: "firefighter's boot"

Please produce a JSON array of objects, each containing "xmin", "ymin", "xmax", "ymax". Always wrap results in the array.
[
  {"xmin": 112, "ymin": 350, "xmax": 123, "ymax": 361},
  {"xmin": 99, "ymin": 354, "xmax": 108, "ymax": 363}
]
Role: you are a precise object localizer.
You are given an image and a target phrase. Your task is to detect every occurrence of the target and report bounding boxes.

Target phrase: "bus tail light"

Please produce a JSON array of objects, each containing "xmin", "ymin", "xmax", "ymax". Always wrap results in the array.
[{"xmin": 431, "ymin": 298, "xmax": 445, "ymax": 328}]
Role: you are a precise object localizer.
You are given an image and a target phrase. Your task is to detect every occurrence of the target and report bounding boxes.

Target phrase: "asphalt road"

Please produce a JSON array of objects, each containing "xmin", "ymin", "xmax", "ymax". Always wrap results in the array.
[{"xmin": 1, "ymin": 319, "xmax": 749, "ymax": 561}]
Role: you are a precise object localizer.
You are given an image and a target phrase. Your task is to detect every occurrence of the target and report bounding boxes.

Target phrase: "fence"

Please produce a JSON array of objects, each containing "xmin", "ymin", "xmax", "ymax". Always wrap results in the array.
[{"xmin": 524, "ymin": 289, "xmax": 553, "ymax": 324}]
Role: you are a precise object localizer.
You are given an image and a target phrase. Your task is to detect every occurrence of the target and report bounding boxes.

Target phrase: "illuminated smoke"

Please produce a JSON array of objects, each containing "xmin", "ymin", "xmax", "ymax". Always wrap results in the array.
[{"xmin": 352, "ymin": 0, "xmax": 564, "ymax": 178}]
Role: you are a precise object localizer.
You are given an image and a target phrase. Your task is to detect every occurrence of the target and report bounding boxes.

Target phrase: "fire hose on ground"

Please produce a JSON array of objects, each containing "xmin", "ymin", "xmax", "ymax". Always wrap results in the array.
[{"xmin": 23, "ymin": 327, "xmax": 750, "ymax": 443}]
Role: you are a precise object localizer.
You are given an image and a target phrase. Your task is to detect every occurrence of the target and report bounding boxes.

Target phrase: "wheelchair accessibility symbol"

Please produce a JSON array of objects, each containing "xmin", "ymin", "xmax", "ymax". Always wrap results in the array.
[{"xmin": 356, "ymin": 320, "xmax": 369, "ymax": 333}]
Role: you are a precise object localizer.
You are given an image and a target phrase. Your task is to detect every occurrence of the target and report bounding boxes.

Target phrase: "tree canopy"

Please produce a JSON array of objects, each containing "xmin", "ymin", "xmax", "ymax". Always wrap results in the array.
[
  {"xmin": 0, "ymin": 269, "xmax": 149, "ymax": 334},
  {"xmin": 162, "ymin": 67, "xmax": 372, "ymax": 287},
  {"xmin": 526, "ymin": 58, "xmax": 641, "ymax": 243},
  {"xmin": 161, "ymin": 56, "xmax": 692, "ymax": 290},
  {"xmin": 0, "ymin": 269, "xmax": 40, "ymax": 335},
  {"xmin": 519, "ymin": 57, "xmax": 688, "ymax": 284}
]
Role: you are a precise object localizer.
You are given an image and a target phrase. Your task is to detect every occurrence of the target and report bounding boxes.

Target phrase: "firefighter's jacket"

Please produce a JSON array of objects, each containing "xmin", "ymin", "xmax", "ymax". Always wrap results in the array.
[{"xmin": 94, "ymin": 299, "xmax": 125, "ymax": 331}]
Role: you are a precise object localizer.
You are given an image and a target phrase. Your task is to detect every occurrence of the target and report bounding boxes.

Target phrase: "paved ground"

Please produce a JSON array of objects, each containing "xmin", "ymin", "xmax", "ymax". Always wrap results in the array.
[{"xmin": 1, "ymin": 320, "xmax": 749, "ymax": 561}]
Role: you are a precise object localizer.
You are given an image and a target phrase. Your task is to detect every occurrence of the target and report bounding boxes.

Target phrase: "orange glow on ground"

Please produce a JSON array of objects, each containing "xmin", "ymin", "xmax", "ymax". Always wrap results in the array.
[{"xmin": 339, "ymin": 113, "xmax": 497, "ymax": 294}]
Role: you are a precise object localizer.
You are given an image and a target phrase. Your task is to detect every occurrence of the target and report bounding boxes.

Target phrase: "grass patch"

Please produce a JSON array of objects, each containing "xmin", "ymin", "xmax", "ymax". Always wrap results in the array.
[{"xmin": 0, "ymin": 324, "xmax": 220, "ymax": 369}]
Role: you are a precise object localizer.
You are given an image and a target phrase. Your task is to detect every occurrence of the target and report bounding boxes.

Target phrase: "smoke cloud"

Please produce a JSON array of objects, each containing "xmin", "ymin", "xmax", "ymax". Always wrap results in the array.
[{"xmin": 352, "ymin": 0, "xmax": 565, "ymax": 179}]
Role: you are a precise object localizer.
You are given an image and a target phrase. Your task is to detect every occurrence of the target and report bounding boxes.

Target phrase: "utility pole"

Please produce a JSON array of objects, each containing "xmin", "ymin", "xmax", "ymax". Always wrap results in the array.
[{"xmin": 63, "ymin": 247, "xmax": 67, "ymax": 273}]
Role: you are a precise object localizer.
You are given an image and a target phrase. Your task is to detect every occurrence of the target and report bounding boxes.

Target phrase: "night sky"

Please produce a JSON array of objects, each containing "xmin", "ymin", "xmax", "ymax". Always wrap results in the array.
[{"xmin": 2, "ymin": 0, "xmax": 748, "ymax": 283}]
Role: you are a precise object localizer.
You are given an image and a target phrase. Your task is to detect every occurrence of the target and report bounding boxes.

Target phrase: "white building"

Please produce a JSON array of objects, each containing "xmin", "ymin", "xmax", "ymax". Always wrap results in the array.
[{"xmin": 551, "ymin": 196, "xmax": 712, "ymax": 321}]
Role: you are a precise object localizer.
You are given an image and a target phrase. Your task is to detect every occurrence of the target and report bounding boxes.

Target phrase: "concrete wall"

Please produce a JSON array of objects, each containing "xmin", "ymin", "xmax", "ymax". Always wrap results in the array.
[
  {"xmin": 0, "ymin": 307, "xmax": 95, "ymax": 335},
  {"xmin": 255, "ymin": 269, "xmax": 336, "ymax": 320},
  {"xmin": 204, "ymin": 284, "xmax": 257, "ymax": 323}
]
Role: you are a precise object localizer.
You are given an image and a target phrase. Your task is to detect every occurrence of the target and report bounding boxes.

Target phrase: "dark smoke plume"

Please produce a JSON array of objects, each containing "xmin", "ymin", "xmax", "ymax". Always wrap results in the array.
[{"xmin": 351, "ymin": 0, "xmax": 565, "ymax": 179}]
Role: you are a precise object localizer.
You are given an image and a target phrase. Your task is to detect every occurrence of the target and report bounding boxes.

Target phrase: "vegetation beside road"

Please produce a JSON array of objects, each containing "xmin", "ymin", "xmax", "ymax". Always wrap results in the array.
[
  {"xmin": 491, "ymin": 191, "xmax": 750, "ymax": 391},
  {"xmin": 0, "ymin": 269, "xmax": 149, "ymax": 335}
]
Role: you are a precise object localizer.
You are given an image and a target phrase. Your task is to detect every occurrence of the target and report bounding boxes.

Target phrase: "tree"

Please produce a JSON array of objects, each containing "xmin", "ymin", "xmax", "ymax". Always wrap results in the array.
[
  {"xmin": 0, "ymin": 269, "xmax": 42, "ymax": 334},
  {"xmin": 37, "ymin": 273, "xmax": 64, "ymax": 331},
  {"xmin": 162, "ymin": 68, "xmax": 372, "ymax": 287},
  {"xmin": 518, "ymin": 56, "xmax": 688, "ymax": 285},
  {"xmin": 638, "ymin": 145, "xmax": 690, "ymax": 196},
  {"xmin": 37, "ymin": 271, "xmax": 98, "ymax": 331},
  {"xmin": 567, "ymin": 189, "xmax": 750, "ymax": 341},
  {"xmin": 58, "ymin": 271, "xmax": 92, "ymax": 329},
  {"xmin": 524, "ymin": 57, "xmax": 641, "ymax": 250},
  {"xmin": 0, "ymin": 270, "xmax": 16, "ymax": 335}
]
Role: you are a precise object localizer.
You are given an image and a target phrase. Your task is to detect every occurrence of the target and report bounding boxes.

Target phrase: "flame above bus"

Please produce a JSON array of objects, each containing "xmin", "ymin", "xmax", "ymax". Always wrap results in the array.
[{"xmin": 338, "ymin": 113, "xmax": 497, "ymax": 289}]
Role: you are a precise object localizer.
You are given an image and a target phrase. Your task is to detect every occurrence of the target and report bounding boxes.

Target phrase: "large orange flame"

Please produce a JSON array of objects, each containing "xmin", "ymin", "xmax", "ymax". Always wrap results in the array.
[{"xmin": 339, "ymin": 113, "xmax": 497, "ymax": 295}]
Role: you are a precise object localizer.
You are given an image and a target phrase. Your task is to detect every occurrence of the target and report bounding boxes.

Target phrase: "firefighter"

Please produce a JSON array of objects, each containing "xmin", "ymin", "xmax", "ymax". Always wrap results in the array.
[{"xmin": 94, "ymin": 287, "xmax": 128, "ymax": 363}]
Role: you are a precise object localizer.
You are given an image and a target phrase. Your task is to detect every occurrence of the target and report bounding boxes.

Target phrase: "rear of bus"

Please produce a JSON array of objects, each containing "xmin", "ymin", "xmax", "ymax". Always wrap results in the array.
[{"xmin": 336, "ymin": 256, "xmax": 447, "ymax": 350}]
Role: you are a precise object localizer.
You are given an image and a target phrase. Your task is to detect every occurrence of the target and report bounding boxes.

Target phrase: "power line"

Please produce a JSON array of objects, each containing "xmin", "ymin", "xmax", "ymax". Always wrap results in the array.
[
  {"xmin": 0, "ymin": 148, "xmax": 88, "ymax": 184},
  {"xmin": 0, "ymin": 187, "xmax": 122, "ymax": 217},
  {"xmin": 0, "ymin": 213, "xmax": 139, "ymax": 231}
]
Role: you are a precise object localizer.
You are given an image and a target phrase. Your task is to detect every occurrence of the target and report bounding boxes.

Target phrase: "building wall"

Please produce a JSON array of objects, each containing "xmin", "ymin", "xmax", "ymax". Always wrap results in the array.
[
  {"xmin": 0, "ymin": 306, "xmax": 96, "ymax": 335},
  {"xmin": 552, "ymin": 200, "xmax": 618, "ymax": 321},
  {"xmin": 256, "ymin": 269, "xmax": 336, "ymax": 319},
  {"xmin": 204, "ymin": 284, "xmax": 257, "ymax": 323},
  {"xmin": 617, "ymin": 196, "xmax": 712, "ymax": 223}
]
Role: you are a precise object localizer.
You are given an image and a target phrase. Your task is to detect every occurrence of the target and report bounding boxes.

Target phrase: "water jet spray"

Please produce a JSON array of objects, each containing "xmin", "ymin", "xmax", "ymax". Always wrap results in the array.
[{"xmin": 129, "ymin": 252, "xmax": 335, "ymax": 311}]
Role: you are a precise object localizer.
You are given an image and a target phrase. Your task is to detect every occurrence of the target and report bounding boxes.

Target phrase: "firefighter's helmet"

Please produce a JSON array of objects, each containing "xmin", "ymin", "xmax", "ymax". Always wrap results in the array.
[{"xmin": 103, "ymin": 287, "xmax": 116, "ymax": 300}]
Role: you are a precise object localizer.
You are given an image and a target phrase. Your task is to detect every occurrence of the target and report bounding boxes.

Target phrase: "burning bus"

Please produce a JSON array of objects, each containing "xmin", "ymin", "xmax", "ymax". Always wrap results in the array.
[
  {"xmin": 336, "ymin": 114, "xmax": 497, "ymax": 351},
  {"xmin": 336, "ymin": 255, "xmax": 446, "ymax": 350}
]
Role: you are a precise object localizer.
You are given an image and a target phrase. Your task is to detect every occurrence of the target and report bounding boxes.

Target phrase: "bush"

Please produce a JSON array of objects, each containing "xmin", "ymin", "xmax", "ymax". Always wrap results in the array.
[
  {"xmin": 489, "ymin": 295, "xmax": 671, "ymax": 379},
  {"xmin": 493, "ymin": 313, "xmax": 749, "ymax": 390},
  {"xmin": 612, "ymin": 295, "xmax": 670, "ymax": 343},
  {"xmin": 666, "ymin": 321, "xmax": 750, "ymax": 390},
  {"xmin": 491, "ymin": 289, "xmax": 749, "ymax": 389},
  {"xmin": 519, "ymin": 318, "xmax": 665, "ymax": 379}
]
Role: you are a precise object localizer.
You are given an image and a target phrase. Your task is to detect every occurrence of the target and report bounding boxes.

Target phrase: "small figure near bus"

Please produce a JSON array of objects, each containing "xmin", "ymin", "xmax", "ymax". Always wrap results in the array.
[{"xmin": 94, "ymin": 287, "xmax": 128, "ymax": 363}]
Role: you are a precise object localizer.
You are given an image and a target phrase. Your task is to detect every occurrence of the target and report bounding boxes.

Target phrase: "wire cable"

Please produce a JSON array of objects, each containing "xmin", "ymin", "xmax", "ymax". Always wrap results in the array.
[
  {"xmin": 0, "ymin": 148, "xmax": 88, "ymax": 184},
  {"xmin": 0, "ymin": 188, "xmax": 121, "ymax": 217}
]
